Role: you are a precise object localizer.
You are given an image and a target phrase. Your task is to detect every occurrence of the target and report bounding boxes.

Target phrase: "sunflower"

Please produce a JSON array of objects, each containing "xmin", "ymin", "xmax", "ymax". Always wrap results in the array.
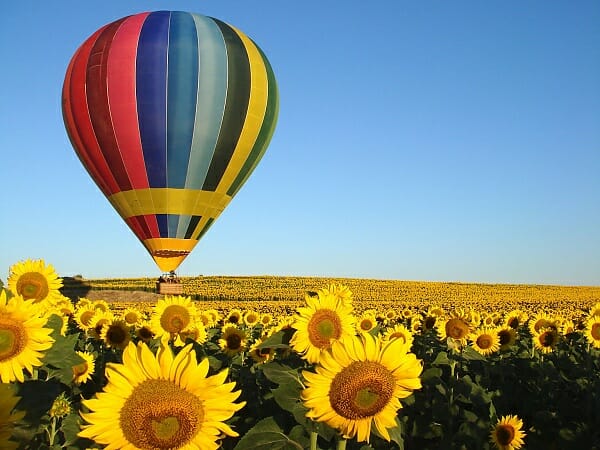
[
  {"xmin": 92, "ymin": 299, "xmax": 111, "ymax": 312},
  {"xmin": 7, "ymin": 259, "xmax": 63, "ymax": 306},
  {"xmin": 72, "ymin": 350, "xmax": 95, "ymax": 385},
  {"xmin": 151, "ymin": 295, "xmax": 198, "ymax": 345},
  {"xmin": 205, "ymin": 309, "xmax": 221, "ymax": 326},
  {"xmin": 198, "ymin": 311, "xmax": 214, "ymax": 328},
  {"xmin": 426, "ymin": 305, "xmax": 445, "ymax": 318},
  {"xmin": 409, "ymin": 317, "xmax": 422, "ymax": 333},
  {"xmin": 219, "ymin": 325, "xmax": 247, "ymax": 357},
  {"xmin": 224, "ymin": 309, "xmax": 243, "ymax": 325},
  {"xmin": 356, "ymin": 312, "xmax": 378, "ymax": 334},
  {"xmin": 470, "ymin": 327, "xmax": 500, "ymax": 356},
  {"xmin": 588, "ymin": 302, "xmax": 600, "ymax": 318},
  {"xmin": 51, "ymin": 297, "xmax": 75, "ymax": 318},
  {"xmin": 0, "ymin": 290, "xmax": 55, "ymax": 383},
  {"xmin": 135, "ymin": 320, "xmax": 155, "ymax": 343},
  {"xmin": 74, "ymin": 304, "xmax": 98, "ymax": 331},
  {"xmin": 401, "ymin": 307, "xmax": 413, "ymax": 321},
  {"xmin": 290, "ymin": 292, "xmax": 356, "ymax": 364},
  {"xmin": 497, "ymin": 326, "xmax": 518, "ymax": 351},
  {"xmin": 436, "ymin": 309, "xmax": 472, "ymax": 347},
  {"xmin": 260, "ymin": 313, "xmax": 274, "ymax": 327},
  {"xmin": 528, "ymin": 311, "xmax": 558, "ymax": 336},
  {"xmin": 383, "ymin": 308, "xmax": 397, "ymax": 323},
  {"xmin": 482, "ymin": 313, "xmax": 496, "ymax": 327},
  {"xmin": 490, "ymin": 415, "xmax": 526, "ymax": 450},
  {"xmin": 533, "ymin": 327, "xmax": 560, "ymax": 354},
  {"xmin": 249, "ymin": 333, "xmax": 276, "ymax": 364},
  {"xmin": 179, "ymin": 320, "xmax": 208, "ymax": 345},
  {"xmin": 420, "ymin": 313, "xmax": 438, "ymax": 332},
  {"xmin": 301, "ymin": 334, "xmax": 422, "ymax": 443},
  {"xmin": 101, "ymin": 319, "xmax": 131, "ymax": 350},
  {"xmin": 318, "ymin": 283, "xmax": 354, "ymax": 307},
  {"xmin": 243, "ymin": 309, "xmax": 260, "ymax": 327},
  {"xmin": 49, "ymin": 392, "xmax": 71, "ymax": 418},
  {"xmin": 382, "ymin": 323, "xmax": 414, "ymax": 349},
  {"xmin": 121, "ymin": 307, "xmax": 144, "ymax": 327},
  {"xmin": 0, "ymin": 383, "xmax": 26, "ymax": 450},
  {"xmin": 503, "ymin": 309, "xmax": 528, "ymax": 330},
  {"xmin": 87, "ymin": 310, "xmax": 115, "ymax": 340},
  {"xmin": 585, "ymin": 315, "xmax": 600, "ymax": 349},
  {"xmin": 79, "ymin": 341, "xmax": 245, "ymax": 449},
  {"xmin": 560, "ymin": 319, "xmax": 576, "ymax": 336},
  {"xmin": 76, "ymin": 297, "xmax": 92, "ymax": 308}
]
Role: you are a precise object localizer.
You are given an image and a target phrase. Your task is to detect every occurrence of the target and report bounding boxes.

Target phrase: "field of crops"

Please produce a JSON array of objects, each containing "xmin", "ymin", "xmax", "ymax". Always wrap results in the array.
[
  {"xmin": 2, "ymin": 259, "xmax": 600, "ymax": 450},
  {"xmin": 68, "ymin": 274, "xmax": 600, "ymax": 319}
]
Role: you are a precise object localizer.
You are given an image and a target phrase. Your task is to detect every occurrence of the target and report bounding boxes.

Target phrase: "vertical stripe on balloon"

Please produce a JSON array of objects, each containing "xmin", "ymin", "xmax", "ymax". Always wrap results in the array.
[
  {"xmin": 166, "ymin": 12, "xmax": 198, "ymax": 189},
  {"xmin": 137, "ymin": 11, "xmax": 170, "ymax": 188},
  {"xmin": 227, "ymin": 45, "xmax": 279, "ymax": 197},
  {"xmin": 86, "ymin": 19, "xmax": 133, "ymax": 191},
  {"xmin": 201, "ymin": 19, "xmax": 251, "ymax": 191}
]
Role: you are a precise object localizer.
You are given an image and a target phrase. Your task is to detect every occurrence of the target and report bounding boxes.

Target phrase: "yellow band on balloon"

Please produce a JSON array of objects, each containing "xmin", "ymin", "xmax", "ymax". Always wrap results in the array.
[
  {"xmin": 143, "ymin": 238, "xmax": 199, "ymax": 273},
  {"xmin": 108, "ymin": 188, "xmax": 232, "ymax": 219},
  {"xmin": 216, "ymin": 28, "xmax": 269, "ymax": 193}
]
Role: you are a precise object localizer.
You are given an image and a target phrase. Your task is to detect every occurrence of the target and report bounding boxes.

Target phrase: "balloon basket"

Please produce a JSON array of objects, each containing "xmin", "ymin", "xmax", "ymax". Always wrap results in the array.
[{"xmin": 156, "ymin": 274, "xmax": 183, "ymax": 295}]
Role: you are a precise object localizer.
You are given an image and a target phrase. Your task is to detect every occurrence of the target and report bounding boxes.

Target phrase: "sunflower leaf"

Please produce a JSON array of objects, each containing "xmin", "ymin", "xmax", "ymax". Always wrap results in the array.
[
  {"xmin": 233, "ymin": 416, "xmax": 304, "ymax": 450},
  {"xmin": 256, "ymin": 328, "xmax": 294, "ymax": 349},
  {"xmin": 260, "ymin": 362, "xmax": 303, "ymax": 388}
]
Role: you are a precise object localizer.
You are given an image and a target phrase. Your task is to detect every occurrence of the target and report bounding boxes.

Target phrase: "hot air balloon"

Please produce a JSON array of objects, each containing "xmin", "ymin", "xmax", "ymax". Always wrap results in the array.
[{"xmin": 62, "ymin": 11, "xmax": 279, "ymax": 274}]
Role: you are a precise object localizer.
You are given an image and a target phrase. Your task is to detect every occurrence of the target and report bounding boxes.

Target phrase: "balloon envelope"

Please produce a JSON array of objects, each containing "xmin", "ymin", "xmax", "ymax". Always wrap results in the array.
[{"xmin": 62, "ymin": 11, "xmax": 279, "ymax": 272}]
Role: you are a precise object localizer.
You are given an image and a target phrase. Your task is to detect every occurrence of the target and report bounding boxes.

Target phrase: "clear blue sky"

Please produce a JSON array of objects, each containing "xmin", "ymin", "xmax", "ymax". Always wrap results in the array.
[{"xmin": 1, "ymin": 1, "xmax": 599, "ymax": 285}]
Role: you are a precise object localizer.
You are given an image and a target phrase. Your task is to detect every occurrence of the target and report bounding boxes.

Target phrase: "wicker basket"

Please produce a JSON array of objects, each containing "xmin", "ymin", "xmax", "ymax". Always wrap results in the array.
[{"xmin": 156, "ymin": 282, "xmax": 184, "ymax": 295}]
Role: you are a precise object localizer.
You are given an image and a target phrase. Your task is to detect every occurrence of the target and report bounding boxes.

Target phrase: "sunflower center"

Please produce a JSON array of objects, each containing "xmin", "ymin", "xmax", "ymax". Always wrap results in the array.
[
  {"xmin": 246, "ymin": 314, "xmax": 258, "ymax": 324},
  {"xmin": 445, "ymin": 318, "xmax": 469, "ymax": 340},
  {"xmin": 120, "ymin": 379, "xmax": 203, "ymax": 449},
  {"xmin": 507, "ymin": 317, "xmax": 519, "ymax": 329},
  {"xmin": 496, "ymin": 424, "xmax": 515, "ymax": 445},
  {"xmin": 137, "ymin": 326, "xmax": 154, "ymax": 341},
  {"xmin": 498, "ymin": 330, "xmax": 511, "ymax": 346},
  {"xmin": 534, "ymin": 319, "xmax": 550, "ymax": 333},
  {"xmin": 476, "ymin": 334, "xmax": 493, "ymax": 349},
  {"xmin": 329, "ymin": 361, "xmax": 395, "ymax": 419},
  {"xmin": 539, "ymin": 330, "xmax": 556, "ymax": 347},
  {"xmin": 591, "ymin": 323, "xmax": 600, "ymax": 340},
  {"xmin": 226, "ymin": 333, "xmax": 242, "ymax": 350},
  {"xmin": 16, "ymin": 272, "xmax": 49, "ymax": 302},
  {"xmin": 160, "ymin": 305, "xmax": 190, "ymax": 333},
  {"xmin": 307, "ymin": 309, "xmax": 342, "ymax": 348},
  {"xmin": 360, "ymin": 319, "xmax": 373, "ymax": 331},
  {"xmin": 106, "ymin": 324, "xmax": 128, "ymax": 345},
  {"xmin": 0, "ymin": 319, "xmax": 26, "ymax": 362},
  {"xmin": 424, "ymin": 316, "xmax": 436, "ymax": 330},
  {"xmin": 124, "ymin": 312, "xmax": 139, "ymax": 324},
  {"xmin": 80, "ymin": 310, "xmax": 95, "ymax": 327},
  {"xmin": 389, "ymin": 332, "xmax": 407, "ymax": 343},
  {"xmin": 72, "ymin": 362, "xmax": 89, "ymax": 377}
]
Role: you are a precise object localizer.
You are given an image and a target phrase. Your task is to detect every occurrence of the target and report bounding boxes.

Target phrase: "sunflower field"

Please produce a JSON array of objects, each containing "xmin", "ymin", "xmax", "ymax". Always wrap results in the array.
[{"xmin": 2, "ymin": 259, "xmax": 600, "ymax": 450}]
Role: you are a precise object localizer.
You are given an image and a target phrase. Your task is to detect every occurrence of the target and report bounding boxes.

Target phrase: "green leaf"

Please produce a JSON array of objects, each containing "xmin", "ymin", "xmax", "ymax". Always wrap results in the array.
[
  {"xmin": 272, "ymin": 381, "xmax": 302, "ymax": 412},
  {"xmin": 387, "ymin": 416, "xmax": 405, "ymax": 449},
  {"xmin": 256, "ymin": 328, "xmax": 295, "ymax": 349},
  {"xmin": 61, "ymin": 412, "xmax": 82, "ymax": 446},
  {"xmin": 431, "ymin": 351, "xmax": 451, "ymax": 366},
  {"xmin": 421, "ymin": 367, "xmax": 443, "ymax": 382},
  {"xmin": 233, "ymin": 417, "xmax": 304, "ymax": 450},
  {"xmin": 261, "ymin": 362, "xmax": 303, "ymax": 388},
  {"xmin": 461, "ymin": 346, "xmax": 487, "ymax": 361}
]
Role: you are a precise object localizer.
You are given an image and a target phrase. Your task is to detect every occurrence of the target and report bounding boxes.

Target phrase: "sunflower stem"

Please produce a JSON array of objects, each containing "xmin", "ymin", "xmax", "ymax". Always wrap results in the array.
[
  {"xmin": 46, "ymin": 417, "xmax": 57, "ymax": 446},
  {"xmin": 336, "ymin": 438, "xmax": 347, "ymax": 450},
  {"xmin": 309, "ymin": 431, "xmax": 318, "ymax": 450}
]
